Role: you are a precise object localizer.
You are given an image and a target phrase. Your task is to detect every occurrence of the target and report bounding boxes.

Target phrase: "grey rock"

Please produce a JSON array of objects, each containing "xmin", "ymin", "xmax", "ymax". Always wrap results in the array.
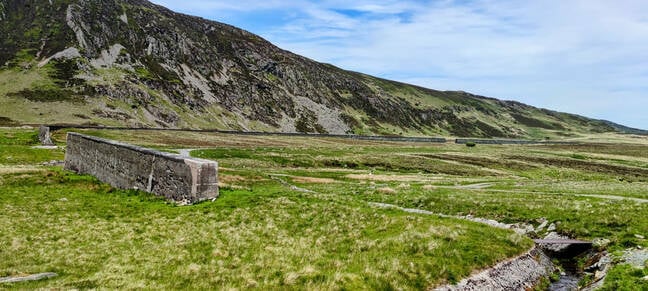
[
  {"xmin": 621, "ymin": 248, "xmax": 648, "ymax": 269},
  {"xmin": 592, "ymin": 238, "xmax": 611, "ymax": 248},
  {"xmin": 535, "ymin": 218, "xmax": 548, "ymax": 233},
  {"xmin": 0, "ymin": 272, "xmax": 57, "ymax": 283},
  {"xmin": 582, "ymin": 252, "xmax": 612, "ymax": 291}
]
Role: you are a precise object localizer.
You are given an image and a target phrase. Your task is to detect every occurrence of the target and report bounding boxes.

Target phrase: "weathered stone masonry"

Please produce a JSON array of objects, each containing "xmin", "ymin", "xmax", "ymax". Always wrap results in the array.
[
  {"xmin": 38, "ymin": 125, "xmax": 54, "ymax": 146},
  {"xmin": 64, "ymin": 132, "xmax": 218, "ymax": 204}
]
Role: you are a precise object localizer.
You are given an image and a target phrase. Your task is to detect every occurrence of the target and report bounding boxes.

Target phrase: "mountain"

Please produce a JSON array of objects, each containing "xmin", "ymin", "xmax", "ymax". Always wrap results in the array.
[
  {"xmin": 0, "ymin": 0, "xmax": 630, "ymax": 138},
  {"xmin": 598, "ymin": 120, "xmax": 648, "ymax": 135}
]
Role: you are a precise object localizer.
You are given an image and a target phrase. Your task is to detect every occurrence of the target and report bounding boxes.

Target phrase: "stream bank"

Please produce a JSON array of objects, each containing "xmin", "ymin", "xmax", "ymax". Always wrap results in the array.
[
  {"xmin": 368, "ymin": 202, "xmax": 613, "ymax": 290},
  {"xmin": 434, "ymin": 246, "xmax": 555, "ymax": 290}
]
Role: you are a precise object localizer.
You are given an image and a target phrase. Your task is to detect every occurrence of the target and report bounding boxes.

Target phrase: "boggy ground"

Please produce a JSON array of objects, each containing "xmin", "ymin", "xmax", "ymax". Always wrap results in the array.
[{"xmin": 1, "ymin": 128, "xmax": 647, "ymax": 289}]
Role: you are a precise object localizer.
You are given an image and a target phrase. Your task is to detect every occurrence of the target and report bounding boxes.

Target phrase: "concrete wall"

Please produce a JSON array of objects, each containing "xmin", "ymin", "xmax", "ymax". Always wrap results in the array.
[
  {"xmin": 456, "ymin": 138, "xmax": 578, "ymax": 145},
  {"xmin": 38, "ymin": 125, "xmax": 54, "ymax": 146},
  {"xmin": 64, "ymin": 132, "xmax": 218, "ymax": 204}
]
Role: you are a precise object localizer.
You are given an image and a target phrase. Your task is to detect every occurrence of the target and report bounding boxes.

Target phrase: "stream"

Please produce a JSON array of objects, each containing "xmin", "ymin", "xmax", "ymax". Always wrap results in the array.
[
  {"xmin": 547, "ymin": 255, "xmax": 583, "ymax": 291},
  {"xmin": 549, "ymin": 274, "xmax": 579, "ymax": 291},
  {"xmin": 367, "ymin": 202, "xmax": 605, "ymax": 290}
]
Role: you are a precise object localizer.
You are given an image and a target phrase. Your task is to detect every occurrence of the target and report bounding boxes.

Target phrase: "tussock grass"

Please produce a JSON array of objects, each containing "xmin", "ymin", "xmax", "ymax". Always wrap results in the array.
[
  {"xmin": 2, "ymin": 128, "xmax": 647, "ymax": 288},
  {"xmin": 0, "ymin": 169, "xmax": 528, "ymax": 289},
  {"xmin": 0, "ymin": 165, "xmax": 42, "ymax": 174}
]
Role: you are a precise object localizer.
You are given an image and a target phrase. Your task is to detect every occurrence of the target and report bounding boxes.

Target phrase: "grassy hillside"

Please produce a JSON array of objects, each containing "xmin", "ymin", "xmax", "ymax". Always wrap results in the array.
[{"xmin": 0, "ymin": 0, "xmax": 624, "ymax": 138}]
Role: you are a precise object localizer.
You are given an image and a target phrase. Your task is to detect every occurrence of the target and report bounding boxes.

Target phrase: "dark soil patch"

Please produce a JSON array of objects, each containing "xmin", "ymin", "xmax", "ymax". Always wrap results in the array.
[{"xmin": 0, "ymin": 116, "xmax": 18, "ymax": 126}]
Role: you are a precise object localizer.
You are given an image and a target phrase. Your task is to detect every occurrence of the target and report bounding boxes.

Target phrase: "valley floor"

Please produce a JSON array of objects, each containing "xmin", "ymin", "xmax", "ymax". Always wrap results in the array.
[{"xmin": 0, "ymin": 128, "xmax": 646, "ymax": 289}]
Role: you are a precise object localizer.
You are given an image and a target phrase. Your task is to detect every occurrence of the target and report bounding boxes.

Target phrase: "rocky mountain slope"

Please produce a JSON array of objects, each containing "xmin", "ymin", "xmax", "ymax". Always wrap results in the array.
[{"xmin": 0, "ymin": 0, "xmax": 635, "ymax": 138}]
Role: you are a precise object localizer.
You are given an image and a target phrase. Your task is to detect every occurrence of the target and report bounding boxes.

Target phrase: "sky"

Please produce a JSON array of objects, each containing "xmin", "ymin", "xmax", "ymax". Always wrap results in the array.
[{"xmin": 150, "ymin": 0, "xmax": 648, "ymax": 129}]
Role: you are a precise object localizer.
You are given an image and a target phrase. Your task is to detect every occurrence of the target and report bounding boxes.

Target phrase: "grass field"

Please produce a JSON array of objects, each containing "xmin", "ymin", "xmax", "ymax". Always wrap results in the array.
[{"xmin": 1, "ymin": 128, "xmax": 647, "ymax": 289}]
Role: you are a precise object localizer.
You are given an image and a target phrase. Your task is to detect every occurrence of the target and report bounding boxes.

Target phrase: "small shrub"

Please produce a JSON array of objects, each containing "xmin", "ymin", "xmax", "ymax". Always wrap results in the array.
[{"xmin": 466, "ymin": 142, "xmax": 476, "ymax": 147}]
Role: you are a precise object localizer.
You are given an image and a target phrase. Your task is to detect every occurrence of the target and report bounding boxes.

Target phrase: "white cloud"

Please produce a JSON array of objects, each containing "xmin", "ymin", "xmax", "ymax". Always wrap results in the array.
[{"xmin": 150, "ymin": 0, "xmax": 648, "ymax": 129}]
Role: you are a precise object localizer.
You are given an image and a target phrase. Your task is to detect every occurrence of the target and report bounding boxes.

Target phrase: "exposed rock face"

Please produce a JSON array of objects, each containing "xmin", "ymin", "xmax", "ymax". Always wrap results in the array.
[{"xmin": 0, "ymin": 0, "xmax": 622, "ymax": 136}]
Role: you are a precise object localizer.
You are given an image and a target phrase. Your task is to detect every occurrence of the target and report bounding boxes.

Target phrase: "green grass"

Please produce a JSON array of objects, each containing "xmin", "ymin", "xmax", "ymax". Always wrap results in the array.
[
  {"xmin": 601, "ymin": 264, "xmax": 648, "ymax": 290},
  {"xmin": 0, "ymin": 128, "xmax": 65, "ymax": 165},
  {"xmin": 0, "ymin": 168, "xmax": 528, "ymax": 289},
  {"xmin": 0, "ymin": 128, "xmax": 40, "ymax": 145},
  {"xmin": 0, "ymin": 128, "xmax": 534, "ymax": 289},
  {"xmin": 1, "ymin": 128, "xmax": 647, "ymax": 288},
  {"xmin": 0, "ymin": 146, "xmax": 64, "ymax": 165}
]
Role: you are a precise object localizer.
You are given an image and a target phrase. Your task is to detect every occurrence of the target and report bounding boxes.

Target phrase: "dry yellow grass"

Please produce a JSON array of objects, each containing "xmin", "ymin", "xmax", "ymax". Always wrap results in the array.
[
  {"xmin": 396, "ymin": 183, "xmax": 411, "ymax": 189},
  {"xmin": 0, "ymin": 165, "xmax": 42, "ymax": 174},
  {"xmin": 377, "ymin": 187, "xmax": 397, "ymax": 194},
  {"xmin": 346, "ymin": 173, "xmax": 441, "ymax": 182},
  {"xmin": 291, "ymin": 176, "xmax": 337, "ymax": 184},
  {"xmin": 422, "ymin": 184, "xmax": 437, "ymax": 190},
  {"xmin": 219, "ymin": 175, "xmax": 249, "ymax": 184}
]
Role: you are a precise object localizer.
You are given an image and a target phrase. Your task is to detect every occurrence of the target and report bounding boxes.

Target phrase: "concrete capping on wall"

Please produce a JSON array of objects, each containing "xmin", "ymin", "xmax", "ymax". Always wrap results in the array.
[{"xmin": 64, "ymin": 132, "xmax": 218, "ymax": 204}]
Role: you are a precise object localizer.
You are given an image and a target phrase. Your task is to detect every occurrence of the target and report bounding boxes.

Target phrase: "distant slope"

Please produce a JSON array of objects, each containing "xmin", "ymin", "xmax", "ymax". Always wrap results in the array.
[
  {"xmin": 598, "ymin": 120, "xmax": 648, "ymax": 135},
  {"xmin": 0, "ymin": 0, "xmax": 627, "ymax": 138}
]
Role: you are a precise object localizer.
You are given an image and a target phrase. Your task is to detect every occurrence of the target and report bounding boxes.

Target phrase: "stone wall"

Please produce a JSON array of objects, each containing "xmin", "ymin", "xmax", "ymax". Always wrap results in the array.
[
  {"xmin": 456, "ymin": 138, "xmax": 578, "ymax": 145},
  {"xmin": 434, "ymin": 246, "xmax": 555, "ymax": 290},
  {"xmin": 64, "ymin": 132, "xmax": 218, "ymax": 204},
  {"xmin": 38, "ymin": 125, "xmax": 54, "ymax": 146}
]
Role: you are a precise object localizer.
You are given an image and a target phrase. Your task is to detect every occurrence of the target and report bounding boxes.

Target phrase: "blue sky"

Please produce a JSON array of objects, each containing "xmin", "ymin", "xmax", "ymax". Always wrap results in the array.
[{"xmin": 150, "ymin": 0, "xmax": 648, "ymax": 129}]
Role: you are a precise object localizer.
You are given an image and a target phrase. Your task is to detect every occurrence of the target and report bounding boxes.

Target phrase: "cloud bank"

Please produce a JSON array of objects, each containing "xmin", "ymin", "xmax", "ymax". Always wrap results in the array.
[{"xmin": 151, "ymin": 0, "xmax": 648, "ymax": 129}]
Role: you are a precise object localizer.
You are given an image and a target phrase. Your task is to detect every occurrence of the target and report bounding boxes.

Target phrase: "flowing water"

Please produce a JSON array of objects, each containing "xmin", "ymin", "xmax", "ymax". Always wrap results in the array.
[{"xmin": 549, "ymin": 273, "xmax": 579, "ymax": 291}]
